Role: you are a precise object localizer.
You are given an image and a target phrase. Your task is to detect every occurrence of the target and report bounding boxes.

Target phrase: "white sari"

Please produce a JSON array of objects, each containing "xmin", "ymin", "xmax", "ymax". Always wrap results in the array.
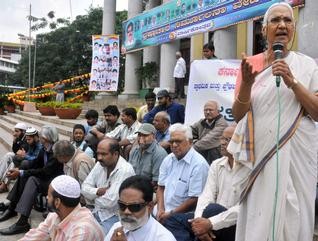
[{"xmin": 228, "ymin": 51, "xmax": 318, "ymax": 241}]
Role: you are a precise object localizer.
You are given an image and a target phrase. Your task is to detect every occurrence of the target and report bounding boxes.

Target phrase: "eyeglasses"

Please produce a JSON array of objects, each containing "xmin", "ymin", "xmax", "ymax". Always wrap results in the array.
[
  {"xmin": 118, "ymin": 201, "xmax": 147, "ymax": 213},
  {"xmin": 268, "ymin": 16, "xmax": 294, "ymax": 26},
  {"xmin": 168, "ymin": 139, "xmax": 186, "ymax": 145},
  {"xmin": 220, "ymin": 136, "xmax": 231, "ymax": 142}
]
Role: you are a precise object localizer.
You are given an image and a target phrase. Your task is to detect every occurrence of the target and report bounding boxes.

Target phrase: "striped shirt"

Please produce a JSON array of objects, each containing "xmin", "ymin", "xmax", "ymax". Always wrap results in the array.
[{"xmin": 19, "ymin": 205, "xmax": 104, "ymax": 241}]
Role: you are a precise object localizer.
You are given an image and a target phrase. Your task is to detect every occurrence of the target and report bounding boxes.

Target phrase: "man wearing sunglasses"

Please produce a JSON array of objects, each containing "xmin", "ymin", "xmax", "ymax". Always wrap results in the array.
[{"xmin": 105, "ymin": 175, "xmax": 176, "ymax": 241}]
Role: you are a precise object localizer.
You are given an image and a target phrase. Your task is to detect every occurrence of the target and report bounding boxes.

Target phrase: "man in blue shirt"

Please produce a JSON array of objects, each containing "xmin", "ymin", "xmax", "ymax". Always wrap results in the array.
[{"xmin": 143, "ymin": 89, "xmax": 185, "ymax": 124}]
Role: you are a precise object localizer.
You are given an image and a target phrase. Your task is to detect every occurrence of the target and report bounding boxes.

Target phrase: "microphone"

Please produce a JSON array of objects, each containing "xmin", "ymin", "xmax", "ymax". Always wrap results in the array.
[{"xmin": 272, "ymin": 42, "xmax": 284, "ymax": 87}]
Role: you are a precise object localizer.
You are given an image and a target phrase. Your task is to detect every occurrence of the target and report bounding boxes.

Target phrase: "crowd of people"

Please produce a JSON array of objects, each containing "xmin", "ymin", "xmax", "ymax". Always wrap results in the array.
[{"xmin": 0, "ymin": 2, "xmax": 317, "ymax": 241}]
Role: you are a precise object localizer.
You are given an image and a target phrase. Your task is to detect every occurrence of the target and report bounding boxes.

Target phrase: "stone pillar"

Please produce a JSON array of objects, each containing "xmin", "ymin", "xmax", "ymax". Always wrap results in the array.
[
  {"xmin": 121, "ymin": 0, "xmax": 143, "ymax": 98},
  {"xmin": 190, "ymin": 33, "xmax": 204, "ymax": 61},
  {"xmin": 298, "ymin": 0, "xmax": 318, "ymax": 58},
  {"xmin": 214, "ymin": 25, "xmax": 237, "ymax": 59},
  {"xmin": 159, "ymin": 41, "xmax": 180, "ymax": 92},
  {"xmin": 102, "ymin": 0, "xmax": 116, "ymax": 34},
  {"xmin": 143, "ymin": 0, "xmax": 161, "ymax": 88}
]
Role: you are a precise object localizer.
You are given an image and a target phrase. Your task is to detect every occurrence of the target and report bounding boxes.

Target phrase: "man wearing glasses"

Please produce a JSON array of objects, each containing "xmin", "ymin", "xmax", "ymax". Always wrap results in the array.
[
  {"xmin": 156, "ymin": 124, "xmax": 209, "ymax": 225},
  {"xmin": 105, "ymin": 175, "xmax": 176, "ymax": 241},
  {"xmin": 191, "ymin": 100, "xmax": 228, "ymax": 164},
  {"xmin": 164, "ymin": 126, "xmax": 238, "ymax": 241}
]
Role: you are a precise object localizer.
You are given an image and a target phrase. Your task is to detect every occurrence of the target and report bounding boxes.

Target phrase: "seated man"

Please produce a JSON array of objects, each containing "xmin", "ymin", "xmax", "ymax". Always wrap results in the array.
[
  {"xmin": 156, "ymin": 124, "xmax": 209, "ymax": 223},
  {"xmin": 137, "ymin": 91, "xmax": 156, "ymax": 122},
  {"xmin": 86, "ymin": 105, "xmax": 122, "ymax": 153},
  {"xmin": 129, "ymin": 123, "xmax": 167, "ymax": 188},
  {"xmin": 53, "ymin": 140, "xmax": 95, "ymax": 186},
  {"xmin": 164, "ymin": 126, "xmax": 238, "ymax": 241},
  {"xmin": 81, "ymin": 139, "xmax": 135, "ymax": 234},
  {"xmin": 143, "ymin": 89, "xmax": 185, "ymax": 124},
  {"xmin": 72, "ymin": 124, "xmax": 95, "ymax": 158},
  {"xmin": 191, "ymin": 100, "xmax": 228, "ymax": 164},
  {"xmin": 20, "ymin": 175, "xmax": 105, "ymax": 241},
  {"xmin": 84, "ymin": 109, "xmax": 100, "ymax": 134},
  {"xmin": 105, "ymin": 108, "xmax": 141, "ymax": 159},
  {"xmin": 153, "ymin": 111, "xmax": 171, "ymax": 152},
  {"xmin": 0, "ymin": 125, "xmax": 64, "ymax": 235},
  {"xmin": 0, "ymin": 123, "xmax": 28, "ymax": 192},
  {"xmin": 105, "ymin": 175, "xmax": 177, "ymax": 241}
]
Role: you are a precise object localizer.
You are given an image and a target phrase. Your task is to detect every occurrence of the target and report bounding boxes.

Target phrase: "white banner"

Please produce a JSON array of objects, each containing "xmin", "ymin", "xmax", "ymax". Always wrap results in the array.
[
  {"xmin": 185, "ymin": 59, "xmax": 240, "ymax": 125},
  {"xmin": 89, "ymin": 35, "xmax": 120, "ymax": 91}
]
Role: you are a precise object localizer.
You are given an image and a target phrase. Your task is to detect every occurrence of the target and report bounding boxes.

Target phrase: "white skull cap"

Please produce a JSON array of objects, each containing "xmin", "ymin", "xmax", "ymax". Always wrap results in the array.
[
  {"xmin": 14, "ymin": 123, "xmax": 28, "ymax": 131},
  {"xmin": 51, "ymin": 175, "xmax": 80, "ymax": 198}
]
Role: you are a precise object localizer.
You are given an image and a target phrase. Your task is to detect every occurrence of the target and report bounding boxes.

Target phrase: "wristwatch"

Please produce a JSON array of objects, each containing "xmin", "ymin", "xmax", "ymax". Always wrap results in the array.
[{"xmin": 288, "ymin": 78, "xmax": 298, "ymax": 89}]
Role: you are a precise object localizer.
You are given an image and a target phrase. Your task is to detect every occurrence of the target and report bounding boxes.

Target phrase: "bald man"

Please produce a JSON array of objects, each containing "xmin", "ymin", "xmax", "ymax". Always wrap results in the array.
[
  {"xmin": 191, "ymin": 100, "xmax": 228, "ymax": 164},
  {"xmin": 164, "ymin": 126, "xmax": 238, "ymax": 241}
]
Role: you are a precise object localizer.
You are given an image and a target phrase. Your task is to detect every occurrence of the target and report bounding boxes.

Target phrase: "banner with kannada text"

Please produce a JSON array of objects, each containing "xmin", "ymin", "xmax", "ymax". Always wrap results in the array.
[
  {"xmin": 122, "ymin": 0, "xmax": 304, "ymax": 52},
  {"xmin": 185, "ymin": 59, "xmax": 240, "ymax": 125},
  {"xmin": 90, "ymin": 35, "xmax": 120, "ymax": 91}
]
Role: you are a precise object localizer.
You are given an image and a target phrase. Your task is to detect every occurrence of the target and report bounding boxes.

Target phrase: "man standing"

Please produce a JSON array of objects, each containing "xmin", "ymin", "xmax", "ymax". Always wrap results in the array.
[
  {"xmin": 53, "ymin": 80, "xmax": 65, "ymax": 102},
  {"xmin": 19, "ymin": 175, "xmax": 104, "ymax": 241},
  {"xmin": 0, "ymin": 125, "xmax": 63, "ymax": 235},
  {"xmin": 105, "ymin": 175, "xmax": 176, "ymax": 241},
  {"xmin": 153, "ymin": 111, "xmax": 171, "ymax": 152},
  {"xmin": 137, "ymin": 92, "xmax": 156, "ymax": 122},
  {"xmin": 156, "ymin": 124, "xmax": 209, "ymax": 223},
  {"xmin": 129, "ymin": 123, "xmax": 167, "ymax": 188},
  {"xmin": 82, "ymin": 139, "xmax": 135, "ymax": 234},
  {"xmin": 191, "ymin": 100, "xmax": 228, "ymax": 164},
  {"xmin": 164, "ymin": 126, "xmax": 238, "ymax": 241},
  {"xmin": 143, "ymin": 90, "xmax": 185, "ymax": 124},
  {"xmin": 173, "ymin": 51, "xmax": 186, "ymax": 99}
]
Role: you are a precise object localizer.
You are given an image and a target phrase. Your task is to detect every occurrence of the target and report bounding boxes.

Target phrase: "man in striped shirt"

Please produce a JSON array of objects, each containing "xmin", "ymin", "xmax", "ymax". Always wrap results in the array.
[{"xmin": 19, "ymin": 175, "xmax": 104, "ymax": 241}]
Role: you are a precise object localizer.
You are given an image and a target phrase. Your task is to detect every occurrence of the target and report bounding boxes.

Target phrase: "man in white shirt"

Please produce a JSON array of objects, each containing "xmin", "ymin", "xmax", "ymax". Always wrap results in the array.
[
  {"xmin": 81, "ymin": 139, "xmax": 135, "ymax": 235},
  {"xmin": 105, "ymin": 175, "xmax": 176, "ymax": 241},
  {"xmin": 173, "ymin": 51, "xmax": 186, "ymax": 99},
  {"xmin": 164, "ymin": 126, "xmax": 238, "ymax": 241}
]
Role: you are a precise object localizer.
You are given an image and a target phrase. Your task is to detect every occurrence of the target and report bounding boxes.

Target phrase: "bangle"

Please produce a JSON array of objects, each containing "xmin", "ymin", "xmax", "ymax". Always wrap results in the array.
[
  {"xmin": 236, "ymin": 96, "xmax": 250, "ymax": 105},
  {"xmin": 288, "ymin": 78, "xmax": 298, "ymax": 89}
]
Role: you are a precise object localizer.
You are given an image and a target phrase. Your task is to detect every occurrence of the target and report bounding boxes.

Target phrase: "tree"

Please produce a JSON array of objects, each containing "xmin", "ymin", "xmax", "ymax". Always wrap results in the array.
[{"xmin": 10, "ymin": 7, "xmax": 127, "ymax": 89}]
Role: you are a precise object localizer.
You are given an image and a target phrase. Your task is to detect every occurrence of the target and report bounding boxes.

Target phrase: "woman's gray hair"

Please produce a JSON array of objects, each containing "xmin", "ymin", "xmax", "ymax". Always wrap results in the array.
[
  {"xmin": 263, "ymin": 2, "xmax": 294, "ymax": 27},
  {"xmin": 40, "ymin": 125, "xmax": 59, "ymax": 143},
  {"xmin": 169, "ymin": 123, "xmax": 193, "ymax": 140},
  {"xmin": 52, "ymin": 140, "xmax": 76, "ymax": 157}
]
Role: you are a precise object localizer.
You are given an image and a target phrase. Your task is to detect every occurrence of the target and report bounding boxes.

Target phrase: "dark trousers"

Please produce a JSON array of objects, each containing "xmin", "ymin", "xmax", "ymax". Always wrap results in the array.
[
  {"xmin": 7, "ymin": 175, "xmax": 49, "ymax": 217},
  {"xmin": 164, "ymin": 203, "xmax": 236, "ymax": 241},
  {"xmin": 175, "ymin": 77, "xmax": 185, "ymax": 98}
]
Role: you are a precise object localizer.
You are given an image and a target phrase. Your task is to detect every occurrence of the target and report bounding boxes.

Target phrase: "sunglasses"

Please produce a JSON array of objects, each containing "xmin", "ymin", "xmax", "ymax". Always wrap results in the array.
[{"xmin": 118, "ymin": 201, "xmax": 147, "ymax": 213}]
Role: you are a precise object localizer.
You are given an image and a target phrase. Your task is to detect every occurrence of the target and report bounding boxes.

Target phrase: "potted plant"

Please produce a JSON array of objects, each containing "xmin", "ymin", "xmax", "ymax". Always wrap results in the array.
[
  {"xmin": 135, "ymin": 62, "xmax": 159, "ymax": 90},
  {"xmin": 4, "ymin": 98, "xmax": 16, "ymax": 113},
  {"xmin": 54, "ymin": 102, "xmax": 82, "ymax": 119},
  {"xmin": 0, "ymin": 95, "xmax": 6, "ymax": 115},
  {"xmin": 37, "ymin": 101, "xmax": 56, "ymax": 116}
]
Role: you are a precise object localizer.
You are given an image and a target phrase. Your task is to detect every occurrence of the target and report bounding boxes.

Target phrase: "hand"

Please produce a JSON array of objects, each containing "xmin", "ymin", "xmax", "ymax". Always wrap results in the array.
[
  {"xmin": 6, "ymin": 168, "xmax": 20, "ymax": 180},
  {"xmin": 271, "ymin": 59, "xmax": 295, "ymax": 88},
  {"xmin": 96, "ymin": 187, "xmax": 108, "ymax": 196},
  {"xmin": 240, "ymin": 53, "xmax": 258, "ymax": 88},
  {"xmin": 189, "ymin": 217, "xmax": 213, "ymax": 236},
  {"xmin": 110, "ymin": 227, "xmax": 127, "ymax": 241},
  {"xmin": 158, "ymin": 211, "xmax": 171, "ymax": 223},
  {"xmin": 16, "ymin": 149, "xmax": 26, "ymax": 158},
  {"xmin": 197, "ymin": 231, "xmax": 216, "ymax": 241}
]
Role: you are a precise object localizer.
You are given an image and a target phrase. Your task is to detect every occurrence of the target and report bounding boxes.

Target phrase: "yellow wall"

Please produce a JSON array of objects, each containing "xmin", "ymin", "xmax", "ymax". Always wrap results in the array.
[
  {"xmin": 236, "ymin": 22, "xmax": 247, "ymax": 59},
  {"xmin": 190, "ymin": 33, "xmax": 204, "ymax": 61}
]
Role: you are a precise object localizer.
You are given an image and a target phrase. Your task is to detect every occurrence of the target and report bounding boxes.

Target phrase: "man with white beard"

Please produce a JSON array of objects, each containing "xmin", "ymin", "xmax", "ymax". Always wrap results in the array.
[{"xmin": 105, "ymin": 175, "xmax": 176, "ymax": 241}]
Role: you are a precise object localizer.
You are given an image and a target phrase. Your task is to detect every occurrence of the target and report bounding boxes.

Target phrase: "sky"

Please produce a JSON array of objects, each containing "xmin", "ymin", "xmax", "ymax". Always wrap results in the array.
[{"xmin": 0, "ymin": 0, "xmax": 128, "ymax": 43}]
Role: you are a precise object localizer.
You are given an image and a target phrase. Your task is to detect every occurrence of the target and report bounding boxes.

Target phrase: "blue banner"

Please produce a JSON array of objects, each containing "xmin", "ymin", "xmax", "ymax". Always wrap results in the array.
[{"xmin": 122, "ymin": 0, "xmax": 304, "ymax": 52}]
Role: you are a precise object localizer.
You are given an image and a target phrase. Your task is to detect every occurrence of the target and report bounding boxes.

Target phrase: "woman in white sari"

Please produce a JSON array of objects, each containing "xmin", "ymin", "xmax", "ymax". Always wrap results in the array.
[{"xmin": 229, "ymin": 2, "xmax": 318, "ymax": 241}]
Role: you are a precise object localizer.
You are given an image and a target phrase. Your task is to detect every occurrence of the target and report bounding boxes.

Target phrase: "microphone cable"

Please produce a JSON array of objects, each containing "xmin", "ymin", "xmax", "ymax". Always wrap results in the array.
[{"xmin": 272, "ymin": 77, "xmax": 282, "ymax": 241}]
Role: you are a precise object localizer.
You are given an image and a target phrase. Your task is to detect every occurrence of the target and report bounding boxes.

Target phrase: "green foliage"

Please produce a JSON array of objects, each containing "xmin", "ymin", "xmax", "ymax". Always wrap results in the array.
[
  {"xmin": 135, "ymin": 62, "xmax": 159, "ymax": 89},
  {"xmin": 37, "ymin": 101, "xmax": 57, "ymax": 108},
  {"xmin": 54, "ymin": 102, "xmax": 82, "ymax": 109},
  {"xmin": 12, "ymin": 8, "xmax": 128, "ymax": 90}
]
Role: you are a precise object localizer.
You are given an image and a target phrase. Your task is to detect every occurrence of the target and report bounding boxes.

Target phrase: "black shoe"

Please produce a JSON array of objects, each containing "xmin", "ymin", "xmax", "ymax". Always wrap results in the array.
[
  {"xmin": 0, "ymin": 209, "xmax": 17, "ymax": 222},
  {"xmin": 0, "ymin": 222, "xmax": 30, "ymax": 235},
  {"xmin": 0, "ymin": 203, "xmax": 8, "ymax": 212}
]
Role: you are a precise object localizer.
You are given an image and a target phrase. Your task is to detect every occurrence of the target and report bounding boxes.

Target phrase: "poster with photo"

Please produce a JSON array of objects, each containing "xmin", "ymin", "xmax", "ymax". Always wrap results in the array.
[{"xmin": 89, "ymin": 35, "xmax": 120, "ymax": 91}]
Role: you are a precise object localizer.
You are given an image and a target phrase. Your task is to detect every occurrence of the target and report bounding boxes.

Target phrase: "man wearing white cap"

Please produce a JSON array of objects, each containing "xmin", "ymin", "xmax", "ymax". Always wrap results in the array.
[
  {"xmin": 0, "ymin": 125, "xmax": 64, "ymax": 235},
  {"xmin": 20, "ymin": 175, "xmax": 105, "ymax": 241},
  {"xmin": 0, "ymin": 122, "xmax": 28, "ymax": 193}
]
